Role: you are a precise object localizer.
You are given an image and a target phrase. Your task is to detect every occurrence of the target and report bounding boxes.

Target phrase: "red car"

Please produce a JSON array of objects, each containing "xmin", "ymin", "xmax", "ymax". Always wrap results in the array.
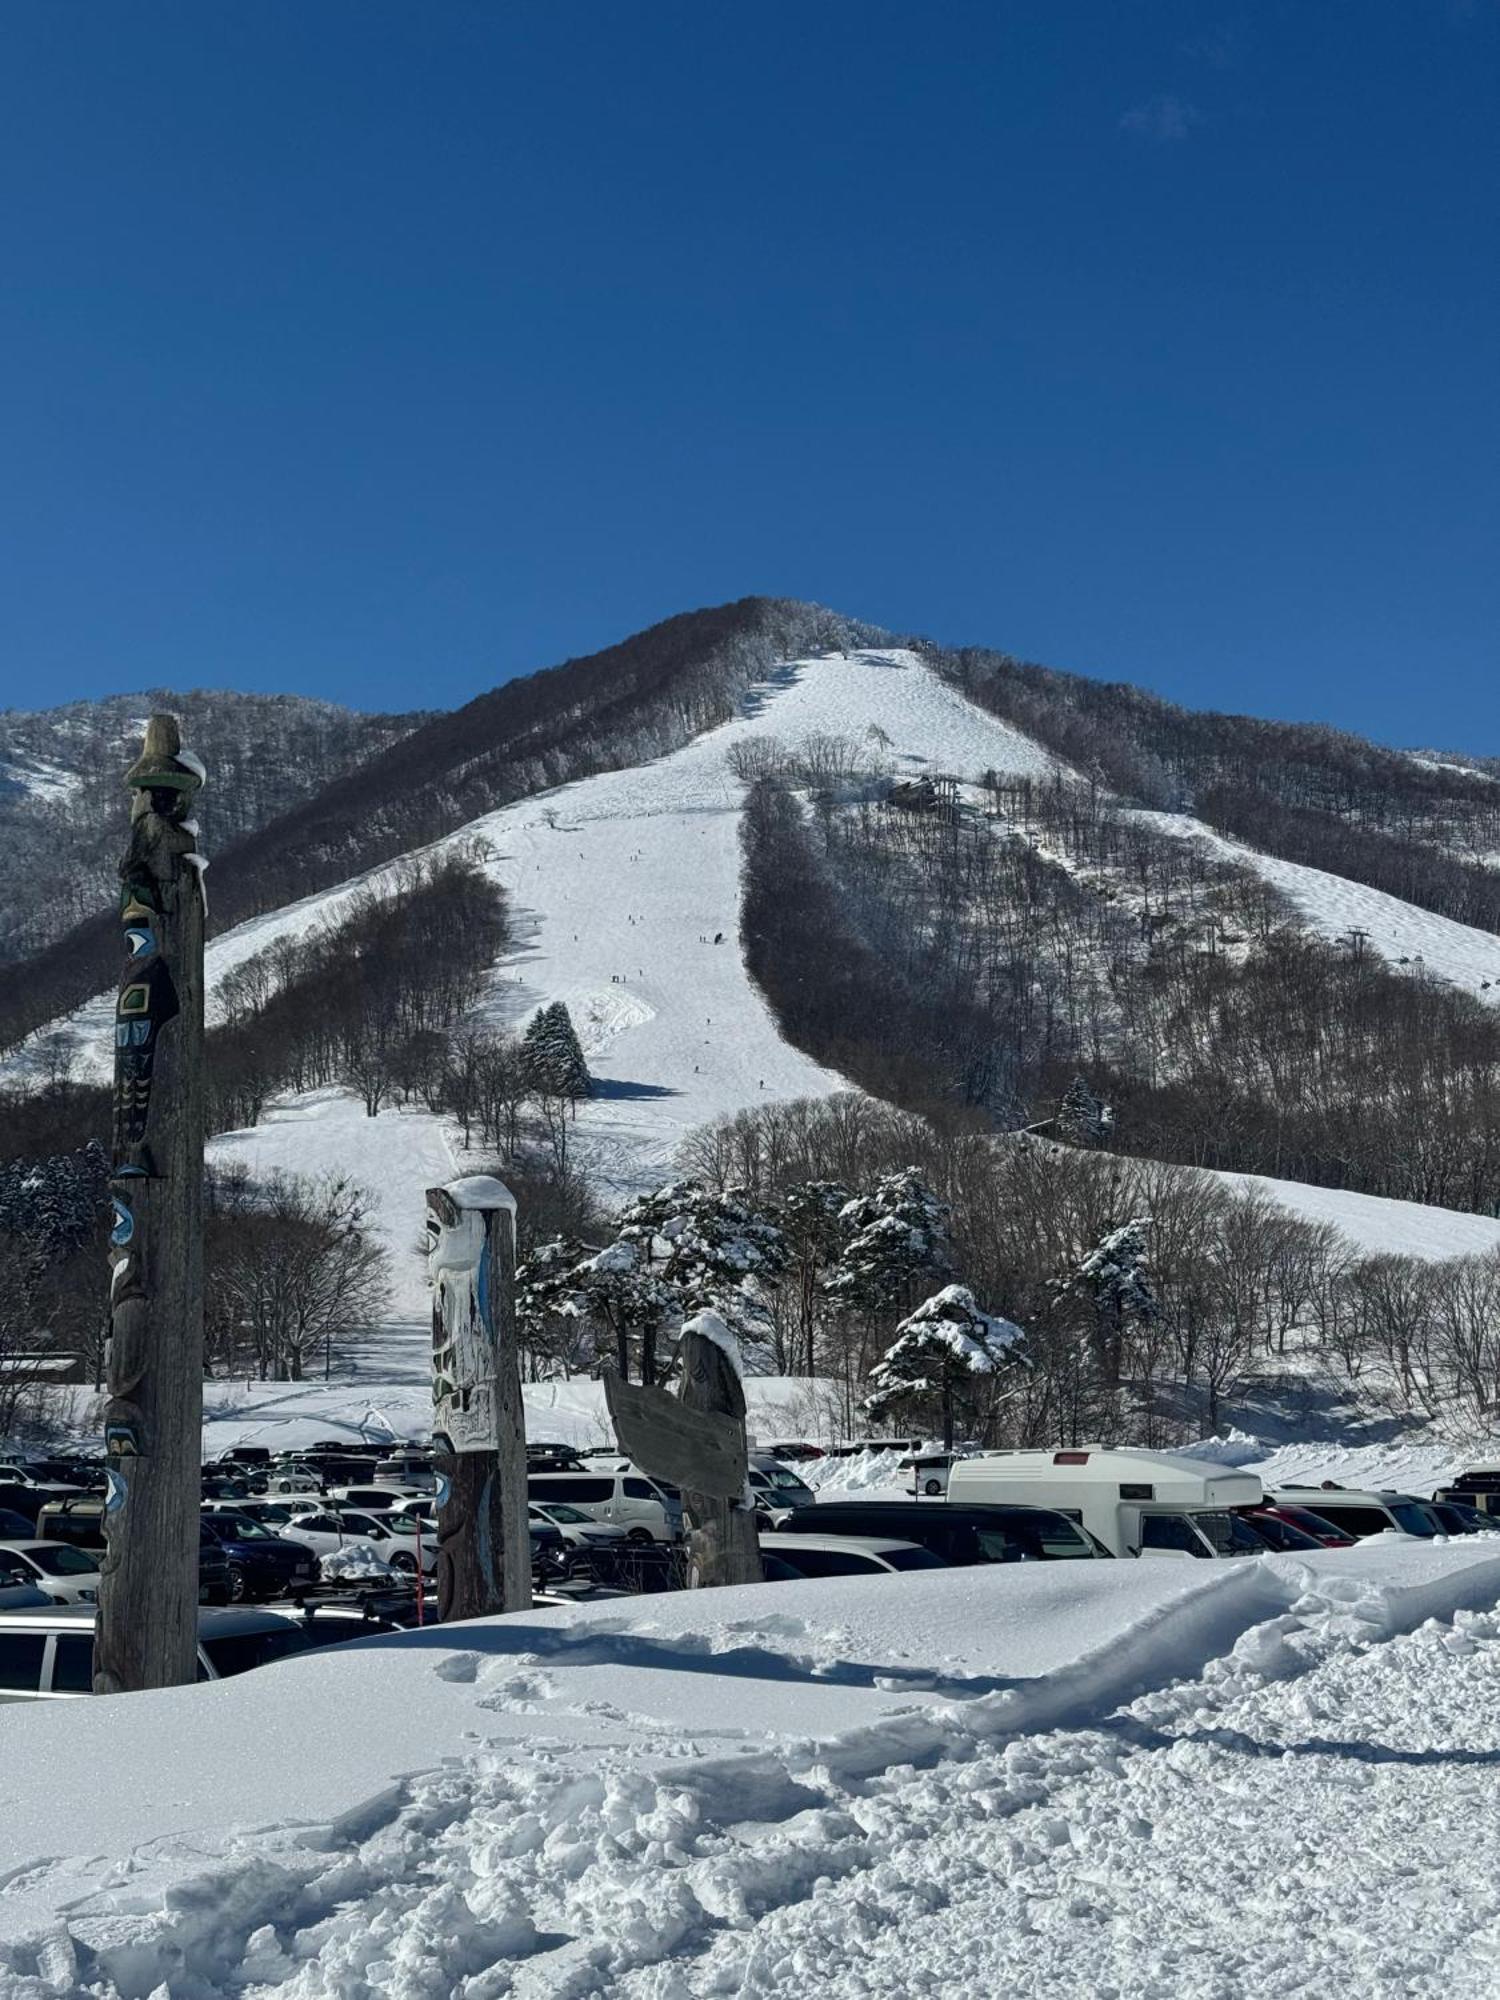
[{"xmin": 1238, "ymin": 1503, "xmax": 1354, "ymax": 1551}]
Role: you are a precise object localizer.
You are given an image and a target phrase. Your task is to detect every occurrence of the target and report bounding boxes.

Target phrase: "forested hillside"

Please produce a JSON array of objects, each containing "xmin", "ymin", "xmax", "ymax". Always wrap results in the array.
[
  {"xmin": 0, "ymin": 599, "xmax": 880, "ymax": 1053},
  {"xmin": 0, "ymin": 689, "xmax": 423, "ymax": 963}
]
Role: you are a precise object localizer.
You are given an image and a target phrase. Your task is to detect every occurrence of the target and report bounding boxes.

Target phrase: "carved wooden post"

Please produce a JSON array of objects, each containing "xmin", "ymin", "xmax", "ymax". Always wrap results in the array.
[
  {"xmin": 95, "ymin": 716, "xmax": 206, "ymax": 1693},
  {"xmin": 604, "ymin": 1309, "xmax": 763, "ymax": 1589},
  {"xmin": 676, "ymin": 1315, "xmax": 762, "ymax": 1588},
  {"xmin": 426, "ymin": 1175, "xmax": 530, "ymax": 1620}
]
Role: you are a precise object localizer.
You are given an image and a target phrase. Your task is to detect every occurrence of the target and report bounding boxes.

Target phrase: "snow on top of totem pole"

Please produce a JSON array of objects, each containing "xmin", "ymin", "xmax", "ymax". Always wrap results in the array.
[
  {"xmin": 682, "ymin": 1306, "xmax": 743, "ymax": 1378},
  {"xmin": 442, "ymin": 1173, "xmax": 517, "ymax": 1213}
]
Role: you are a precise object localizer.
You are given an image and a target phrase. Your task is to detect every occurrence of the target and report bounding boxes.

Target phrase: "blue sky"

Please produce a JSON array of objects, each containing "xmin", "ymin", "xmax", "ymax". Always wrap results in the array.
[{"xmin": 0, "ymin": 2, "xmax": 1494, "ymax": 747}]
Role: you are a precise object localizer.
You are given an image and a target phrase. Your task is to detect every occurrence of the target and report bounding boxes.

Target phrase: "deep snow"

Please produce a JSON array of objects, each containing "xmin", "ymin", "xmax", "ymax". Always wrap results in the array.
[{"xmin": 4, "ymin": 1539, "xmax": 1500, "ymax": 1994}]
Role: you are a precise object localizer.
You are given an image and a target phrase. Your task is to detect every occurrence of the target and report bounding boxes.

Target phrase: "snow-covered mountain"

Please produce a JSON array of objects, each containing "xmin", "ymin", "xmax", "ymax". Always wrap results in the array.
[{"xmin": 13, "ymin": 630, "xmax": 1500, "ymax": 1319}]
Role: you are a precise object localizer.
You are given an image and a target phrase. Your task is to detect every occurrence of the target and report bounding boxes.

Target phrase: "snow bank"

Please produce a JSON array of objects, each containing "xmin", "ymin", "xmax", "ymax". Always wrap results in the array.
[{"xmin": 3, "ymin": 1540, "xmax": 1500, "ymax": 1986}]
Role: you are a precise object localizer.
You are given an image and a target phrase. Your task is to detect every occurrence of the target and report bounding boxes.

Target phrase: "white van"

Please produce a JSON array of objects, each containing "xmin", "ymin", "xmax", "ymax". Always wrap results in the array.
[
  {"xmin": 526, "ymin": 1469, "xmax": 680, "ymax": 1543},
  {"xmin": 946, "ymin": 1447, "xmax": 1265, "ymax": 1559}
]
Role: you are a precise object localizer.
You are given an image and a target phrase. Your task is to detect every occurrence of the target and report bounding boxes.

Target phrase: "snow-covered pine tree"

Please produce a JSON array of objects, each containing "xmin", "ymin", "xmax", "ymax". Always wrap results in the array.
[
  {"xmin": 863, "ymin": 1284, "xmax": 1025, "ymax": 1448},
  {"xmin": 514, "ymin": 1236, "xmax": 594, "ymax": 1379},
  {"xmin": 1056, "ymin": 1075, "xmax": 1114, "ymax": 1147},
  {"xmin": 614, "ymin": 1180, "xmax": 788, "ymax": 1361},
  {"xmin": 562, "ymin": 1237, "xmax": 683, "ymax": 1385},
  {"xmin": 824, "ymin": 1168, "xmax": 953, "ymax": 1315},
  {"xmin": 1053, "ymin": 1217, "xmax": 1157, "ymax": 1395}
]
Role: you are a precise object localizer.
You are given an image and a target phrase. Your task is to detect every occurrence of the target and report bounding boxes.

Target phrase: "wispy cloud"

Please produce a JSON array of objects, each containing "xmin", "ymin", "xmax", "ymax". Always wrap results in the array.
[{"xmin": 1119, "ymin": 94, "xmax": 1202, "ymax": 143}]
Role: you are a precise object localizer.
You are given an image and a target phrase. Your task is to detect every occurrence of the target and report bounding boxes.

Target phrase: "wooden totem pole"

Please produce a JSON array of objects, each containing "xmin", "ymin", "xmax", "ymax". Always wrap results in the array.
[
  {"xmin": 95, "ymin": 716, "xmax": 206, "ymax": 1694},
  {"xmin": 605, "ymin": 1310, "xmax": 763, "ymax": 1588},
  {"xmin": 426, "ymin": 1175, "xmax": 530, "ymax": 1620}
]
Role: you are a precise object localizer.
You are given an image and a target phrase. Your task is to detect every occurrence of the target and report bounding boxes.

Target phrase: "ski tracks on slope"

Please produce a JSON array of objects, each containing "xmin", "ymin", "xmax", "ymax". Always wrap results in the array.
[{"xmin": 6, "ymin": 1559, "xmax": 1500, "ymax": 2000}]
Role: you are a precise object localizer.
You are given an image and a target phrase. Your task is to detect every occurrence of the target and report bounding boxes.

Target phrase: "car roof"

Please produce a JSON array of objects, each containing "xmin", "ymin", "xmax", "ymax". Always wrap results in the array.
[
  {"xmin": 0, "ymin": 1538, "xmax": 74, "ymax": 1553},
  {"xmin": 0, "ymin": 1603, "xmax": 304, "ymax": 1635},
  {"xmin": 758, "ymin": 1533, "xmax": 928, "ymax": 1556},
  {"xmin": 1272, "ymin": 1487, "xmax": 1419, "ymax": 1505}
]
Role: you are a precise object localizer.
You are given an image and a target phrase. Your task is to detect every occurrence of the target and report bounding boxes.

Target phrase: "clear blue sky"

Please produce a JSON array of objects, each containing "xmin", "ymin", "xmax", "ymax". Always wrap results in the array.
[{"xmin": 1, "ymin": 2, "xmax": 1495, "ymax": 747}]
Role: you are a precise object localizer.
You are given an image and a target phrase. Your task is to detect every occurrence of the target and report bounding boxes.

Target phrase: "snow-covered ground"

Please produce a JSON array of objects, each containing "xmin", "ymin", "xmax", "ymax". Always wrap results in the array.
[
  {"xmin": 4, "ymin": 1537, "xmax": 1500, "ymax": 1994},
  {"xmin": 1212, "ymin": 1168, "xmax": 1500, "ymax": 1261},
  {"xmin": 1138, "ymin": 808, "xmax": 1500, "ymax": 1003},
  {"xmin": 196, "ymin": 1321, "xmax": 834, "ymax": 1461}
]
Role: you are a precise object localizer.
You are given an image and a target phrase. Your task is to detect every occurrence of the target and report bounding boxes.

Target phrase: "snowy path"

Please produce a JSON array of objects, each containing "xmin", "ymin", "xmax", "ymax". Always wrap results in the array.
[
  {"xmin": 4, "ymin": 1543, "xmax": 1500, "ymax": 1995},
  {"xmin": 1138, "ymin": 809, "xmax": 1500, "ymax": 1004}
]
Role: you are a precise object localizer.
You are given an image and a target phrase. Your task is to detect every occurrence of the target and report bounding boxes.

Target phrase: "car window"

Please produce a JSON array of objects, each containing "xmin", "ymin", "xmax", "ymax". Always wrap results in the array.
[
  {"xmin": 1306, "ymin": 1505, "xmax": 1379, "ymax": 1538},
  {"xmin": 201, "ymin": 1625, "xmax": 322, "ymax": 1678},
  {"xmin": 1030, "ymin": 1515, "xmax": 1095, "ymax": 1558},
  {"xmin": 1140, "ymin": 1514, "xmax": 1208, "ymax": 1556},
  {"xmin": 537, "ymin": 1502, "xmax": 589, "ymax": 1524},
  {"xmin": 974, "ymin": 1527, "xmax": 1028, "ymax": 1562},
  {"xmin": 880, "ymin": 1546, "xmax": 948, "ymax": 1570},
  {"xmin": 341, "ymin": 1514, "xmax": 385, "ymax": 1537},
  {"xmin": 28, "ymin": 1546, "xmax": 99, "ymax": 1577},
  {"xmin": 297, "ymin": 1514, "xmax": 339, "ymax": 1533},
  {"xmin": 0, "ymin": 1553, "xmax": 32, "ymax": 1582},
  {"xmin": 49, "ymin": 1633, "xmax": 94, "ymax": 1693},
  {"xmin": 0, "ymin": 1631, "xmax": 47, "ymax": 1690},
  {"xmin": 1193, "ymin": 1511, "xmax": 1263, "ymax": 1556},
  {"xmin": 1387, "ymin": 1500, "xmax": 1439, "ymax": 1538},
  {"xmin": 622, "ymin": 1479, "xmax": 658, "ymax": 1500},
  {"xmin": 529, "ymin": 1478, "xmax": 610, "ymax": 1504},
  {"xmin": 777, "ymin": 1547, "xmax": 872, "ymax": 1576}
]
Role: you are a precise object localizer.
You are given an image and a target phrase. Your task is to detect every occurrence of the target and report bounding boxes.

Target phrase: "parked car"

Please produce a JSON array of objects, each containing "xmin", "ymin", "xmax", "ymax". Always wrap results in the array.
[
  {"xmin": 1424, "ymin": 1499, "xmax": 1497, "ymax": 1536},
  {"xmin": 747, "ymin": 1458, "xmax": 816, "ymax": 1512},
  {"xmin": 200, "ymin": 1472, "xmax": 257, "ymax": 1501},
  {"xmin": 1235, "ymin": 1509, "xmax": 1334, "ymax": 1554},
  {"xmin": 0, "ymin": 1508, "xmax": 38, "ymax": 1540},
  {"xmin": 948, "ymin": 1449, "xmax": 1265, "ymax": 1559},
  {"xmin": 35, "ymin": 1495, "xmax": 108, "ymax": 1552},
  {"xmin": 1236, "ymin": 1502, "xmax": 1355, "ymax": 1549},
  {"xmin": 202, "ymin": 1498, "xmax": 300, "ymax": 1532},
  {"xmin": 0, "ymin": 1604, "xmax": 327, "ymax": 1700},
  {"xmin": 761, "ymin": 1440, "xmax": 825, "ymax": 1462},
  {"xmin": 1272, "ymin": 1487, "xmax": 1441, "ymax": 1541},
  {"xmin": 261, "ymin": 1463, "xmax": 325, "ymax": 1496},
  {"xmin": 782, "ymin": 1500, "xmax": 1106, "ymax": 1565},
  {"xmin": 0, "ymin": 1475, "xmax": 82, "ymax": 1526},
  {"xmin": 0, "ymin": 1540, "xmax": 101, "ymax": 1604},
  {"xmin": 758, "ymin": 1533, "xmax": 949, "ymax": 1578},
  {"xmin": 217, "ymin": 1446, "xmax": 272, "ymax": 1469},
  {"xmin": 529, "ymin": 1500, "xmax": 630, "ymax": 1571},
  {"xmin": 199, "ymin": 1515, "xmax": 318, "ymax": 1600},
  {"xmin": 327, "ymin": 1484, "xmax": 432, "ymax": 1511},
  {"xmin": 272, "ymin": 1505, "xmax": 436, "ymax": 1577},
  {"xmin": 526, "ymin": 1470, "xmax": 680, "ymax": 1543},
  {"xmin": 898, "ymin": 1449, "xmax": 972, "ymax": 1498}
]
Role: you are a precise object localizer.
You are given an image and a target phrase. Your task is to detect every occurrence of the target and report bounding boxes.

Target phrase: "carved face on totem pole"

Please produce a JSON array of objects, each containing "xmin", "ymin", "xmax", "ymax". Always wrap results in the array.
[{"xmin": 427, "ymin": 1201, "xmax": 500, "ymax": 1454}]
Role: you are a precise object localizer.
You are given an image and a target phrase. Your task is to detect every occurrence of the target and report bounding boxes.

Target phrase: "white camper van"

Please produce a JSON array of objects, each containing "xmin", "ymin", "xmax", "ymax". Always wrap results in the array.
[{"xmin": 946, "ymin": 1447, "xmax": 1265, "ymax": 1559}]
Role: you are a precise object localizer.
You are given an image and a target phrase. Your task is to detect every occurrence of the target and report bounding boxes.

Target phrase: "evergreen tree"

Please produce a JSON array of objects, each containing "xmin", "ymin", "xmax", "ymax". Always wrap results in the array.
[
  {"xmin": 1057, "ymin": 1075, "xmax": 1114, "ymax": 1147},
  {"xmin": 863, "ymin": 1284, "xmax": 1026, "ymax": 1448},
  {"xmin": 614, "ymin": 1180, "xmax": 788, "ymax": 1360},
  {"xmin": 825, "ymin": 1168, "xmax": 953, "ymax": 1315},
  {"xmin": 1053, "ymin": 1217, "xmax": 1157, "ymax": 1394},
  {"xmin": 521, "ymin": 1001, "xmax": 591, "ymax": 1103}
]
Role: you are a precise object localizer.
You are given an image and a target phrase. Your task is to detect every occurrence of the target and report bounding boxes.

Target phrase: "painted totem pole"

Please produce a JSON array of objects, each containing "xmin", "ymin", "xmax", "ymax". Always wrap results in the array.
[
  {"xmin": 426, "ymin": 1175, "xmax": 530, "ymax": 1620},
  {"xmin": 94, "ymin": 716, "xmax": 206, "ymax": 1694}
]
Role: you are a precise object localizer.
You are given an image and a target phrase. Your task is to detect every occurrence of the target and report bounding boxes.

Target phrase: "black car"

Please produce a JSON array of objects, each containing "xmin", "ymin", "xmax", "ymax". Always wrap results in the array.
[
  {"xmin": 199, "ymin": 1514, "xmax": 317, "ymax": 1601},
  {"xmin": 777, "ymin": 1501, "xmax": 1107, "ymax": 1564},
  {"xmin": 0, "ymin": 1477, "xmax": 83, "ymax": 1526}
]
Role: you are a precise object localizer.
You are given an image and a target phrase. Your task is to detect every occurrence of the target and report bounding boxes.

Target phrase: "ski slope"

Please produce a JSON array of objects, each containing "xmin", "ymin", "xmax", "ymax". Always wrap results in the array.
[
  {"xmin": 1138, "ymin": 809, "xmax": 1500, "ymax": 1002},
  {"xmin": 18, "ymin": 650, "xmax": 1058, "ymax": 1277},
  {"xmin": 4, "ymin": 1538, "xmax": 1500, "ymax": 1992},
  {"xmin": 1214, "ymin": 1168, "xmax": 1500, "ymax": 1261}
]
